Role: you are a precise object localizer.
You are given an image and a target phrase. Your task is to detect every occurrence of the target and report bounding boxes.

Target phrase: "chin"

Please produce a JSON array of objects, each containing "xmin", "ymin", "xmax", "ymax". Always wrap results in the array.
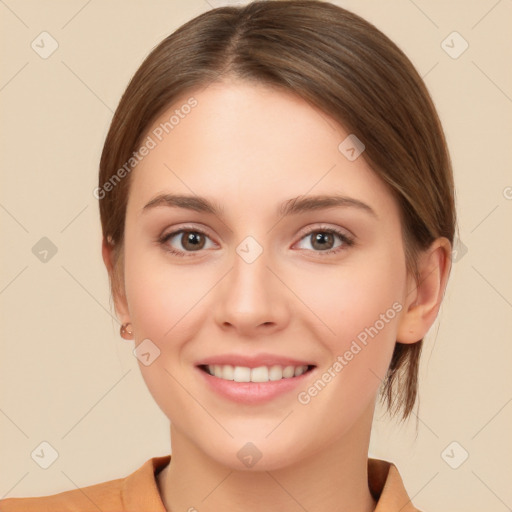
[{"xmin": 198, "ymin": 436, "xmax": 307, "ymax": 472}]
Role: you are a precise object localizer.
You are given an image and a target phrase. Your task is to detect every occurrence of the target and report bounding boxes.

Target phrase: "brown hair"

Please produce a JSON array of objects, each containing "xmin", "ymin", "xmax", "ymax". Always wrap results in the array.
[{"xmin": 98, "ymin": 0, "xmax": 456, "ymax": 420}]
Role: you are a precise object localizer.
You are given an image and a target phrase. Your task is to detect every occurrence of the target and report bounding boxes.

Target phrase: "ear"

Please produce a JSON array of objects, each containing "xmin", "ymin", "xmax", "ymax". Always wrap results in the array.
[
  {"xmin": 102, "ymin": 236, "xmax": 130, "ymax": 323},
  {"xmin": 396, "ymin": 237, "xmax": 452, "ymax": 344}
]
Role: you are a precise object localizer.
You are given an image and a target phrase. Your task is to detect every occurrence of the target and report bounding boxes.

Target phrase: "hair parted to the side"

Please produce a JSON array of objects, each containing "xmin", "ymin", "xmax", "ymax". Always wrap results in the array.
[{"xmin": 98, "ymin": 0, "xmax": 456, "ymax": 421}]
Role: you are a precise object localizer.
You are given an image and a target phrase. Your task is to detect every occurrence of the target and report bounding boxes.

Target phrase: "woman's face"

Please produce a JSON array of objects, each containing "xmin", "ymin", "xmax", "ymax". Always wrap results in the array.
[{"xmin": 119, "ymin": 80, "xmax": 414, "ymax": 469}]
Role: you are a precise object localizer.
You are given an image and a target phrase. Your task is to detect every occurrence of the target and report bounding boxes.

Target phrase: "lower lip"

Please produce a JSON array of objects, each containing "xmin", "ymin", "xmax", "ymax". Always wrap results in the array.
[{"xmin": 196, "ymin": 366, "xmax": 315, "ymax": 404}]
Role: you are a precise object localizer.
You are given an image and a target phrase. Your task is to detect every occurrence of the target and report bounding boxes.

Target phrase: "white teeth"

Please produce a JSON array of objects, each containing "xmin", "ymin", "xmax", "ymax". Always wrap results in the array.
[
  {"xmin": 282, "ymin": 366, "xmax": 295, "ymax": 378},
  {"xmin": 233, "ymin": 366, "xmax": 251, "ymax": 382},
  {"xmin": 269, "ymin": 365, "xmax": 283, "ymax": 381},
  {"xmin": 294, "ymin": 366, "xmax": 306, "ymax": 377},
  {"xmin": 222, "ymin": 364, "xmax": 234, "ymax": 380},
  {"xmin": 251, "ymin": 366, "xmax": 269, "ymax": 382},
  {"xmin": 205, "ymin": 364, "xmax": 310, "ymax": 382}
]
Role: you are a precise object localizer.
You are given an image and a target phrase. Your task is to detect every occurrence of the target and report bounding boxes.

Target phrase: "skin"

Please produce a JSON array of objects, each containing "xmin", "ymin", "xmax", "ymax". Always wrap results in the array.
[{"xmin": 103, "ymin": 80, "xmax": 451, "ymax": 512}]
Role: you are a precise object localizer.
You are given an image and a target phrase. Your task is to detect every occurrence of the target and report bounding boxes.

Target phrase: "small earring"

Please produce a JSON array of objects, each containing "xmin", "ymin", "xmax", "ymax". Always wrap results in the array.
[{"xmin": 120, "ymin": 322, "xmax": 133, "ymax": 340}]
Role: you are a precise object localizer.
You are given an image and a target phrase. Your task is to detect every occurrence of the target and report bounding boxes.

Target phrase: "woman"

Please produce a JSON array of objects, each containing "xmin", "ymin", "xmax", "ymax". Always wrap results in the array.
[{"xmin": 0, "ymin": 1, "xmax": 454, "ymax": 510}]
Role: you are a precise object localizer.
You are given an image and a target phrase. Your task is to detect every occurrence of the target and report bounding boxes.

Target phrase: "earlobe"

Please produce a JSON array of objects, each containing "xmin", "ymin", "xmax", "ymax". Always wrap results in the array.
[{"xmin": 396, "ymin": 237, "xmax": 452, "ymax": 344}]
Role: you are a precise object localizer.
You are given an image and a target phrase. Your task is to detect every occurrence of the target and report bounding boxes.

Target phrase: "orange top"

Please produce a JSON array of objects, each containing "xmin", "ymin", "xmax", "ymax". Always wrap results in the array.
[{"xmin": 0, "ymin": 455, "xmax": 421, "ymax": 511}]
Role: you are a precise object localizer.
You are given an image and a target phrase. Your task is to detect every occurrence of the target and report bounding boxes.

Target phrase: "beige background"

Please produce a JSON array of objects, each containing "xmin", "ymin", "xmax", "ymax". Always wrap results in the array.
[{"xmin": 1, "ymin": 0, "xmax": 511, "ymax": 510}]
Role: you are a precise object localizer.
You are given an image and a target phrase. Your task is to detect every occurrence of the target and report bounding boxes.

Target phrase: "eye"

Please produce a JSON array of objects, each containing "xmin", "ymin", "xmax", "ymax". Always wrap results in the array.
[
  {"xmin": 294, "ymin": 226, "xmax": 354, "ymax": 255},
  {"xmin": 159, "ymin": 227, "xmax": 216, "ymax": 257},
  {"xmin": 158, "ymin": 225, "xmax": 355, "ymax": 258}
]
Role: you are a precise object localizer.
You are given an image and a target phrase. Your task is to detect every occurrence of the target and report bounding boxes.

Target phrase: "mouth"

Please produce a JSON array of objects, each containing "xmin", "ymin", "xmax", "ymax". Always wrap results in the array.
[
  {"xmin": 194, "ymin": 354, "xmax": 317, "ymax": 404},
  {"xmin": 198, "ymin": 364, "xmax": 316, "ymax": 383},
  {"xmin": 196, "ymin": 362, "xmax": 317, "ymax": 404}
]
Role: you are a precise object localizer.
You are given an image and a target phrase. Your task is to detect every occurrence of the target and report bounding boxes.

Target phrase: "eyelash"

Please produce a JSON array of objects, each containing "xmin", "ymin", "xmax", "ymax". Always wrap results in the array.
[{"xmin": 158, "ymin": 224, "xmax": 355, "ymax": 258}]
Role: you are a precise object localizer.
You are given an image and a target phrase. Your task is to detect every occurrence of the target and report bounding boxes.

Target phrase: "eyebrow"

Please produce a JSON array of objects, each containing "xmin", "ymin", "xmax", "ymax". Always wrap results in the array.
[{"xmin": 142, "ymin": 193, "xmax": 377, "ymax": 218}]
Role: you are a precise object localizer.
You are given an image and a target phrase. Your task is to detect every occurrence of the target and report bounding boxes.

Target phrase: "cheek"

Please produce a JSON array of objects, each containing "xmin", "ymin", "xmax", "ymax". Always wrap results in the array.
[
  {"xmin": 308, "ymin": 251, "xmax": 405, "ymax": 345},
  {"xmin": 303, "ymin": 248, "xmax": 406, "ymax": 392},
  {"xmin": 123, "ymin": 244, "xmax": 204, "ymax": 341},
  {"xmin": 122, "ymin": 223, "xmax": 407, "ymax": 433},
  {"xmin": 122, "ymin": 244, "xmax": 201, "ymax": 424},
  {"xmin": 291, "ymin": 259, "xmax": 405, "ymax": 442}
]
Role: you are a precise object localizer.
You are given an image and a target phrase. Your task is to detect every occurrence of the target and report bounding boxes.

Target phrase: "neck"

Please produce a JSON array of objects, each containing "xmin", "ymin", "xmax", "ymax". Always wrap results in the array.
[{"xmin": 158, "ymin": 405, "xmax": 377, "ymax": 512}]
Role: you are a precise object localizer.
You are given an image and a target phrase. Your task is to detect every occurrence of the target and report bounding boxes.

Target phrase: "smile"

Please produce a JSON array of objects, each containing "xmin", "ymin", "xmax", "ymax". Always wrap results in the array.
[
  {"xmin": 196, "ymin": 362, "xmax": 316, "ymax": 404},
  {"xmin": 200, "ymin": 364, "xmax": 314, "ymax": 383}
]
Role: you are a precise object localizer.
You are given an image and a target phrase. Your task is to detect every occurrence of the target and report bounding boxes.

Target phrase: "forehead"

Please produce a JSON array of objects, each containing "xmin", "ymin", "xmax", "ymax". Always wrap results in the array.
[{"xmin": 127, "ymin": 80, "xmax": 397, "ymax": 221}]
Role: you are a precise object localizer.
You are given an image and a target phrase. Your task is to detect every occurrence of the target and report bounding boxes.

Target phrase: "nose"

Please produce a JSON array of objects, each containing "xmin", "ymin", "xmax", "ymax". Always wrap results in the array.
[{"xmin": 214, "ymin": 244, "xmax": 290, "ymax": 337}]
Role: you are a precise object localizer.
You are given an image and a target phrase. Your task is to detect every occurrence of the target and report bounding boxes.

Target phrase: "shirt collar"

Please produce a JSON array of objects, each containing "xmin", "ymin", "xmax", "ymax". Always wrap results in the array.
[
  {"xmin": 122, "ymin": 455, "xmax": 418, "ymax": 511},
  {"xmin": 368, "ymin": 458, "xmax": 419, "ymax": 511}
]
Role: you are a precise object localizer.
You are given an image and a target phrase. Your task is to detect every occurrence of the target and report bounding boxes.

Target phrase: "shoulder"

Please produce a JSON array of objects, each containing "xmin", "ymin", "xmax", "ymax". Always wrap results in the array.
[
  {"xmin": 0, "ymin": 455, "xmax": 170, "ymax": 512},
  {"xmin": 0, "ymin": 477, "xmax": 124, "ymax": 512},
  {"xmin": 368, "ymin": 458, "xmax": 423, "ymax": 512}
]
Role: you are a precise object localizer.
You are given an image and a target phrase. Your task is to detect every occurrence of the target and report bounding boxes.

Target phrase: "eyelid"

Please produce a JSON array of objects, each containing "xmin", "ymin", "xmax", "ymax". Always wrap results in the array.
[
  {"xmin": 160, "ymin": 223, "xmax": 213, "ymax": 239},
  {"xmin": 295, "ymin": 223, "xmax": 354, "ymax": 241},
  {"xmin": 160, "ymin": 222, "xmax": 354, "ymax": 242},
  {"xmin": 158, "ymin": 222, "xmax": 355, "ymax": 257},
  {"xmin": 292, "ymin": 223, "xmax": 355, "ymax": 254},
  {"xmin": 159, "ymin": 224, "xmax": 217, "ymax": 245}
]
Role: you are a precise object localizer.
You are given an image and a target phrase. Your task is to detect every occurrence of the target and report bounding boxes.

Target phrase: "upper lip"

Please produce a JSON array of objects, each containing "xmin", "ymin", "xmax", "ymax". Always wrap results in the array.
[{"xmin": 196, "ymin": 353, "xmax": 315, "ymax": 369}]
